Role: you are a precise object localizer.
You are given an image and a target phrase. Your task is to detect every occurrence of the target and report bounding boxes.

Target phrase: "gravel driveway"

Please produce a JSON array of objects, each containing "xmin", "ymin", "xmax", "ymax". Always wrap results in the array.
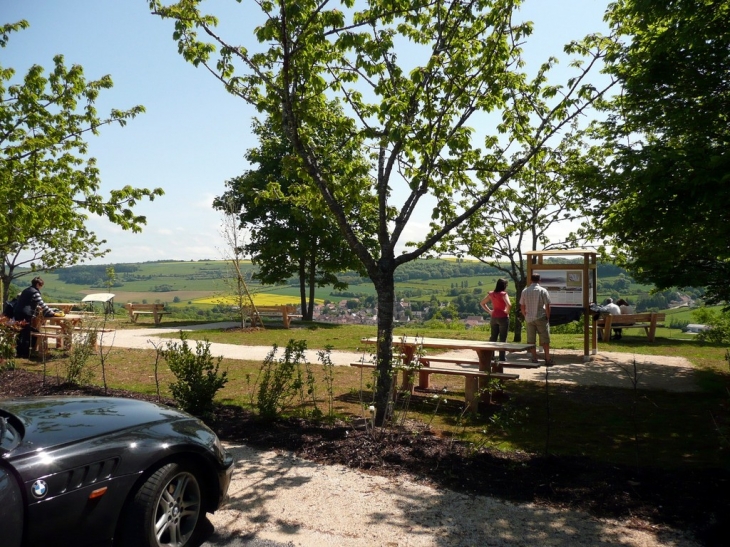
[{"xmin": 197, "ymin": 445, "xmax": 700, "ymax": 547}]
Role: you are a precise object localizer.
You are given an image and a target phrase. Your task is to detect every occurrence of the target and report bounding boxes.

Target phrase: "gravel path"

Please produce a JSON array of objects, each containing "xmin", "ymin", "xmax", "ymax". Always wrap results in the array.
[
  {"xmin": 201, "ymin": 445, "xmax": 700, "ymax": 547},
  {"xmin": 106, "ymin": 323, "xmax": 700, "ymax": 393},
  {"xmin": 108, "ymin": 324, "xmax": 702, "ymax": 546},
  {"xmin": 104, "ymin": 322, "xmax": 368, "ymax": 366}
]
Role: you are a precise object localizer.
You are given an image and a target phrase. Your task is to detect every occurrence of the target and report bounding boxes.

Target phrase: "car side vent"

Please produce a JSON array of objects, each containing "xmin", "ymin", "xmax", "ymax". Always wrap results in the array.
[{"xmin": 62, "ymin": 458, "xmax": 120, "ymax": 493}]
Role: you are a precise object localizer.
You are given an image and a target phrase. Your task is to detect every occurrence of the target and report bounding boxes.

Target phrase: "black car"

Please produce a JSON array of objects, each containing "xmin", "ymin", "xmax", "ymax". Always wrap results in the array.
[{"xmin": 0, "ymin": 396, "xmax": 234, "ymax": 547}]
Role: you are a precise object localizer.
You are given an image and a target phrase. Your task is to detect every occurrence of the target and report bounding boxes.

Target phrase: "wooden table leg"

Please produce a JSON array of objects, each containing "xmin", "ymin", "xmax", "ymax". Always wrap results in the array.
[
  {"xmin": 396, "ymin": 345, "xmax": 430, "ymax": 391},
  {"xmin": 477, "ymin": 349, "xmax": 497, "ymax": 405},
  {"xmin": 392, "ymin": 345, "xmax": 419, "ymax": 392},
  {"xmin": 464, "ymin": 376, "xmax": 479, "ymax": 412}
]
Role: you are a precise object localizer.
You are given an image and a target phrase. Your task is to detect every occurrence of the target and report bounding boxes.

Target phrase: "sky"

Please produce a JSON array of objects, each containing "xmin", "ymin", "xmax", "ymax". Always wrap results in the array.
[{"xmin": 2, "ymin": 0, "xmax": 611, "ymax": 265}]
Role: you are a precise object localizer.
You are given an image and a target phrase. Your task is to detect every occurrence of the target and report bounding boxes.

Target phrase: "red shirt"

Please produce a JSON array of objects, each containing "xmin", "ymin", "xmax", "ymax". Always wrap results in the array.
[{"xmin": 489, "ymin": 290, "xmax": 509, "ymax": 318}]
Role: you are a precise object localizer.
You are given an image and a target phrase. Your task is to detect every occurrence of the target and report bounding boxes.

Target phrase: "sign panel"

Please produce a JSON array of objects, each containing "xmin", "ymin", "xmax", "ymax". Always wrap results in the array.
[{"xmin": 533, "ymin": 269, "xmax": 589, "ymax": 308}]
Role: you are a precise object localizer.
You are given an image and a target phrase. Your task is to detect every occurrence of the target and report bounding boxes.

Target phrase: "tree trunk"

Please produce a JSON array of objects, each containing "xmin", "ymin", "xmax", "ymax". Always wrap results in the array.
[
  {"xmin": 302, "ymin": 244, "xmax": 319, "ymax": 321},
  {"xmin": 298, "ymin": 257, "xmax": 308, "ymax": 320},
  {"xmin": 513, "ymin": 281, "xmax": 527, "ymax": 342},
  {"xmin": 306, "ymin": 245, "xmax": 316, "ymax": 321},
  {"xmin": 1, "ymin": 264, "xmax": 17, "ymax": 304},
  {"xmin": 372, "ymin": 260, "xmax": 396, "ymax": 426}
]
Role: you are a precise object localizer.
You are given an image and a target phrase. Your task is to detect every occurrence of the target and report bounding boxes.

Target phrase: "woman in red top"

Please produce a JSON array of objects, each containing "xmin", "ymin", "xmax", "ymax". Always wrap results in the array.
[{"xmin": 480, "ymin": 278, "xmax": 512, "ymax": 361}]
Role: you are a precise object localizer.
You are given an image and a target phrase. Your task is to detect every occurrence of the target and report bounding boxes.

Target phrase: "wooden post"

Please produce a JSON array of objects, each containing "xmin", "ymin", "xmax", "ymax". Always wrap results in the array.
[{"xmin": 648, "ymin": 313, "xmax": 658, "ymax": 342}]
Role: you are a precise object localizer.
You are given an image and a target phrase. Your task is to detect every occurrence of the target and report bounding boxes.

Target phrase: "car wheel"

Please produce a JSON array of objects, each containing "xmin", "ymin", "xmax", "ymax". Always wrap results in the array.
[{"xmin": 119, "ymin": 462, "xmax": 203, "ymax": 547}]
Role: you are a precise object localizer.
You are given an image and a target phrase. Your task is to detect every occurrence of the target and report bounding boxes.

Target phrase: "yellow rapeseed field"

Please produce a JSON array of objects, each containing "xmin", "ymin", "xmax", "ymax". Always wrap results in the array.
[{"xmin": 193, "ymin": 293, "xmax": 319, "ymax": 306}]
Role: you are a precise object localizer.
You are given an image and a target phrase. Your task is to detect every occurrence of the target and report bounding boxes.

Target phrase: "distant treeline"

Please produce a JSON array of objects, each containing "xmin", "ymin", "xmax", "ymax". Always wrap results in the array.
[
  {"xmin": 55, "ymin": 263, "xmax": 234, "ymax": 285},
  {"xmin": 54, "ymin": 258, "xmax": 633, "ymax": 287},
  {"xmin": 356, "ymin": 260, "xmax": 629, "ymax": 283},
  {"xmin": 56, "ymin": 264, "xmax": 139, "ymax": 285}
]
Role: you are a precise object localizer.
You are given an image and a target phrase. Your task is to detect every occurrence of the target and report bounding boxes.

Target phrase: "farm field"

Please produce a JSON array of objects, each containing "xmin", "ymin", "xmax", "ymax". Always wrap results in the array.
[
  {"xmin": 27, "ymin": 258, "xmax": 711, "ymax": 327},
  {"xmin": 35, "ymin": 259, "xmax": 506, "ymax": 306}
]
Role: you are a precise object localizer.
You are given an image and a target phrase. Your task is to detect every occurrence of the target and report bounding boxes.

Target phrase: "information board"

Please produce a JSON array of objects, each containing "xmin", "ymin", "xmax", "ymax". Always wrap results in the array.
[{"xmin": 533, "ymin": 269, "xmax": 589, "ymax": 308}]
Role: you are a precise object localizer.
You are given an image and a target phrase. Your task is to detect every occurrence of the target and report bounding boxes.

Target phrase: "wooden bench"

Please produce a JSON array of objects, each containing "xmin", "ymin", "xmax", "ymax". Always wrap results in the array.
[
  {"xmin": 595, "ymin": 312, "xmax": 666, "ymax": 343},
  {"xmin": 30, "ymin": 332, "xmax": 62, "ymax": 356},
  {"xmin": 350, "ymin": 362, "xmax": 518, "ymax": 412},
  {"xmin": 244, "ymin": 305, "xmax": 300, "ymax": 329},
  {"xmin": 125, "ymin": 303, "xmax": 170, "ymax": 325},
  {"xmin": 419, "ymin": 356, "xmax": 540, "ymax": 373}
]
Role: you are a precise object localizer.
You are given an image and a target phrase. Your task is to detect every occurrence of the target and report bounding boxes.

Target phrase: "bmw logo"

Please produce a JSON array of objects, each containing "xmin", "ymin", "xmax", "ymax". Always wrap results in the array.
[{"xmin": 31, "ymin": 480, "xmax": 48, "ymax": 499}]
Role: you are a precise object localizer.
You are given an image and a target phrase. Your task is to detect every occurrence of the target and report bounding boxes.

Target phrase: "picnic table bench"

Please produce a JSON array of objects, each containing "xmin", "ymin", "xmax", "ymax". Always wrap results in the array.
[
  {"xmin": 245, "ymin": 305, "xmax": 300, "ymax": 329},
  {"xmin": 30, "ymin": 313, "xmax": 85, "ymax": 356},
  {"xmin": 350, "ymin": 361, "xmax": 518, "ymax": 412},
  {"xmin": 124, "ymin": 303, "xmax": 170, "ymax": 325},
  {"xmin": 359, "ymin": 336, "xmax": 534, "ymax": 412},
  {"xmin": 418, "ymin": 356, "xmax": 541, "ymax": 372},
  {"xmin": 594, "ymin": 312, "xmax": 666, "ymax": 343}
]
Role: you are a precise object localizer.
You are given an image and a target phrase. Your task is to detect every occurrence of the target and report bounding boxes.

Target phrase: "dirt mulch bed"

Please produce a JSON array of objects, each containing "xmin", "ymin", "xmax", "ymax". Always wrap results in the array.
[{"xmin": 2, "ymin": 368, "xmax": 728, "ymax": 546}]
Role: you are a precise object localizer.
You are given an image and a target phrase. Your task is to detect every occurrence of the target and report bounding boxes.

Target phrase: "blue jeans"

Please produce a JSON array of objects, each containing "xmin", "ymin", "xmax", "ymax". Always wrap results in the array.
[{"xmin": 490, "ymin": 316, "xmax": 509, "ymax": 361}]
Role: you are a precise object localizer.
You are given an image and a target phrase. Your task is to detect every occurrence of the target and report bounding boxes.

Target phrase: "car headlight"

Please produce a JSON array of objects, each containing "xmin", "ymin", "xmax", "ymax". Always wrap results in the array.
[{"xmin": 211, "ymin": 434, "xmax": 227, "ymax": 462}]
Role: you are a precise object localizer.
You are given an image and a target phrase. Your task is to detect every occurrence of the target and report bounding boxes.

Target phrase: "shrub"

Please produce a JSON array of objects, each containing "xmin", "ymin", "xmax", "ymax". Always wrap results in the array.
[
  {"xmin": 255, "ymin": 340, "xmax": 307, "ymax": 421},
  {"xmin": 0, "ymin": 318, "xmax": 19, "ymax": 371},
  {"xmin": 66, "ymin": 326, "xmax": 96, "ymax": 385},
  {"xmin": 693, "ymin": 308, "xmax": 730, "ymax": 345},
  {"xmin": 551, "ymin": 316, "xmax": 585, "ymax": 334},
  {"xmin": 163, "ymin": 332, "xmax": 228, "ymax": 421},
  {"xmin": 669, "ymin": 317, "xmax": 690, "ymax": 330}
]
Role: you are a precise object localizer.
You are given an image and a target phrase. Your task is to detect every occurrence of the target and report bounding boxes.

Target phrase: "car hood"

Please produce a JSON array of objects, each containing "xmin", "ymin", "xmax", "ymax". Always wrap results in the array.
[{"xmin": 0, "ymin": 397, "xmax": 197, "ymax": 458}]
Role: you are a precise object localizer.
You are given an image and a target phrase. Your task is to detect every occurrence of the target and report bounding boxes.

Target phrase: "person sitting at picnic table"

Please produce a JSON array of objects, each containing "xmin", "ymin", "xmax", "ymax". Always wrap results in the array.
[
  {"xmin": 13, "ymin": 276, "xmax": 56, "ymax": 358},
  {"xmin": 480, "ymin": 278, "xmax": 511, "ymax": 361}
]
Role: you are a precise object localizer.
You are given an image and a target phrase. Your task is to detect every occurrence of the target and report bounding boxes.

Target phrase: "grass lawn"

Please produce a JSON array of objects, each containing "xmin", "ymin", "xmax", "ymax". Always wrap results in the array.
[{"xmin": 13, "ymin": 320, "xmax": 730, "ymax": 473}]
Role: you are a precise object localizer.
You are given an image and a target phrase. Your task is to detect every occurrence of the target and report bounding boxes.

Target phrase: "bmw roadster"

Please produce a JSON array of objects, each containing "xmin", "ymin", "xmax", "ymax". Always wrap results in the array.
[{"xmin": 0, "ymin": 396, "xmax": 234, "ymax": 547}]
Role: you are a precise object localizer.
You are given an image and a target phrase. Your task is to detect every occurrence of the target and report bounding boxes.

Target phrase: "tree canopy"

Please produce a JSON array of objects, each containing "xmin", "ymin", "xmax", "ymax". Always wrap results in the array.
[
  {"xmin": 152, "ymin": 0, "xmax": 614, "ymax": 422},
  {"xmin": 576, "ymin": 0, "xmax": 730, "ymax": 304},
  {"xmin": 214, "ymin": 115, "xmax": 376, "ymax": 319},
  {"xmin": 0, "ymin": 20, "xmax": 163, "ymax": 301},
  {"xmin": 442, "ymin": 143, "xmax": 585, "ymax": 338}
]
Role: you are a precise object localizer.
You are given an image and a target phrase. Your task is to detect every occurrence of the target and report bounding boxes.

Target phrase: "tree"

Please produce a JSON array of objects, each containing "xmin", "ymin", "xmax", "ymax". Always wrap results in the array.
[
  {"xmin": 213, "ymin": 115, "xmax": 376, "ymax": 320},
  {"xmin": 441, "ymin": 144, "xmax": 585, "ymax": 340},
  {"xmin": 575, "ymin": 0, "xmax": 730, "ymax": 304},
  {"xmin": 218, "ymin": 196, "xmax": 257, "ymax": 329},
  {"xmin": 0, "ymin": 21, "xmax": 164, "ymax": 301},
  {"xmin": 152, "ymin": 0, "xmax": 614, "ymax": 424}
]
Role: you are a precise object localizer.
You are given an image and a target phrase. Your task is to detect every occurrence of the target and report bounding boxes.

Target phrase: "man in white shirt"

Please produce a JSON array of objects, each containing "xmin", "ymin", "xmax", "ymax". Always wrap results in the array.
[
  {"xmin": 604, "ymin": 298, "xmax": 621, "ymax": 316},
  {"xmin": 519, "ymin": 273, "xmax": 553, "ymax": 365},
  {"xmin": 602, "ymin": 298, "xmax": 622, "ymax": 340}
]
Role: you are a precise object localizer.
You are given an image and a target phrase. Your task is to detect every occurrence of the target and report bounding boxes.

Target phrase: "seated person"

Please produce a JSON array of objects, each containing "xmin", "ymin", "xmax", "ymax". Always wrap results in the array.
[
  {"xmin": 590, "ymin": 298, "xmax": 622, "ymax": 340},
  {"xmin": 13, "ymin": 276, "xmax": 56, "ymax": 358},
  {"xmin": 612, "ymin": 298, "xmax": 636, "ymax": 340}
]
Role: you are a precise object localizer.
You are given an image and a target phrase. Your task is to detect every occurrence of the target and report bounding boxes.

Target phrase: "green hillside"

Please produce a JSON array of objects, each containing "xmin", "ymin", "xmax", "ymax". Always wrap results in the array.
[
  {"xmin": 17, "ymin": 258, "xmax": 706, "ymax": 321},
  {"xmin": 32, "ymin": 258, "xmax": 509, "ymax": 306}
]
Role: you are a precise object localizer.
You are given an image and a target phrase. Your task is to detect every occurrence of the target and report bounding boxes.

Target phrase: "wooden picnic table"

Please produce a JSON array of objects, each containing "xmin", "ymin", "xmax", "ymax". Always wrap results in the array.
[
  {"xmin": 45, "ymin": 303, "xmax": 78, "ymax": 314},
  {"xmin": 362, "ymin": 336, "xmax": 534, "ymax": 371},
  {"xmin": 360, "ymin": 336, "xmax": 534, "ymax": 411},
  {"xmin": 31, "ymin": 313, "xmax": 85, "ymax": 354}
]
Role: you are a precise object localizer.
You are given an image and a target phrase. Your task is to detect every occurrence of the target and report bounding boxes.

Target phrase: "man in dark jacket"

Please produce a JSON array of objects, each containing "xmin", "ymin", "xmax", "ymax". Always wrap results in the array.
[{"xmin": 14, "ymin": 277, "xmax": 55, "ymax": 358}]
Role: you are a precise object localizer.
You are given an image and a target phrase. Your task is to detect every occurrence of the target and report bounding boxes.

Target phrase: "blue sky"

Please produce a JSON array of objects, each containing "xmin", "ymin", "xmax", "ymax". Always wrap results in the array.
[{"xmin": 3, "ymin": 0, "xmax": 610, "ymax": 265}]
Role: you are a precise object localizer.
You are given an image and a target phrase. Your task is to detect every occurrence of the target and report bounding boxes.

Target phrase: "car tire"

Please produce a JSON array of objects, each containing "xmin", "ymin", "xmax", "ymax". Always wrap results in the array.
[{"xmin": 118, "ymin": 462, "xmax": 203, "ymax": 547}]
